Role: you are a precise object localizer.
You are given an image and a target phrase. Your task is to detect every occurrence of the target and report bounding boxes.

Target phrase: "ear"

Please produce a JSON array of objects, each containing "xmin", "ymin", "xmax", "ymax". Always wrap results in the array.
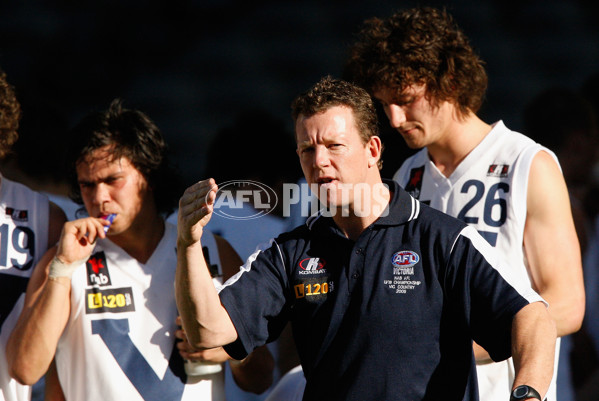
[{"xmin": 366, "ymin": 136, "xmax": 382, "ymax": 168}]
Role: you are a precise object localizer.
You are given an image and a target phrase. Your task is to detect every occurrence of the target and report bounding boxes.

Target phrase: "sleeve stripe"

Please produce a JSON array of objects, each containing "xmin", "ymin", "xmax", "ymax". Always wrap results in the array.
[
  {"xmin": 217, "ymin": 239, "xmax": 272, "ymax": 292},
  {"xmin": 458, "ymin": 226, "xmax": 547, "ymax": 306},
  {"xmin": 217, "ymin": 239, "xmax": 285, "ymax": 293}
]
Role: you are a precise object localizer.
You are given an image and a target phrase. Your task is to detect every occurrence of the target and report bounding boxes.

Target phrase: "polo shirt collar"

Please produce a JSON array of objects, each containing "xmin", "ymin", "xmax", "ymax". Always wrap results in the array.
[
  {"xmin": 374, "ymin": 179, "xmax": 420, "ymax": 226},
  {"xmin": 306, "ymin": 179, "xmax": 419, "ymax": 233}
]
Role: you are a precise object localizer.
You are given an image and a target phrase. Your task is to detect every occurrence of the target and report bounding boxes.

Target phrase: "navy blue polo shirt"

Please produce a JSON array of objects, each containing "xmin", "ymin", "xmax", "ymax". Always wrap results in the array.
[{"xmin": 219, "ymin": 180, "xmax": 542, "ymax": 401}]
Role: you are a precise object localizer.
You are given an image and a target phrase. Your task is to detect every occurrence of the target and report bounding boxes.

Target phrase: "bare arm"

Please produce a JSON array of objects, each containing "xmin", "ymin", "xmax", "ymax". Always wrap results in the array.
[
  {"xmin": 472, "ymin": 341, "xmax": 493, "ymax": 364},
  {"xmin": 475, "ymin": 151, "xmax": 584, "ymax": 364},
  {"xmin": 6, "ymin": 247, "xmax": 69, "ymax": 384},
  {"xmin": 524, "ymin": 151, "xmax": 585, "ymax": 336},
  {"xmin": 6, "ymin": 201, "xmax": 67, "ymax": 385},
  {"xmin": 175, "ymin": 229, "xmax": 274, "ymax": 393},
  {"xmin": 175, "ymin": 178, "xmax": 238, "ymax": 349},
  {"xmin": 216, "ymin": 234, "xmax": 275, "ymax": 394},
  {"xmin": 229, "ymin": 345, "xmax": 275, "ymax": 394},
  {"xmin": 511, "ymin": 302, "xmax": 557, "ymax": 398},
  {"xmin": 7, "ymin": 217, "xmax": 108, "ymax": 384}
]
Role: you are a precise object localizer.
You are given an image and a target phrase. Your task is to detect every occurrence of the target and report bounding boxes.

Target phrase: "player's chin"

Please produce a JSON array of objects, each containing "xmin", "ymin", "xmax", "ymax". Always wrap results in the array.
[
  {"xmin": 401, "ymin": 136, "xmax": 424, "ymax": 149},
  {"xmin": 321, "ymin": 198, "xmax": 351, "ymax": 214},
  {"xmin": 399, "ymin": 131, "xmax": 425, "ymax": 149}
]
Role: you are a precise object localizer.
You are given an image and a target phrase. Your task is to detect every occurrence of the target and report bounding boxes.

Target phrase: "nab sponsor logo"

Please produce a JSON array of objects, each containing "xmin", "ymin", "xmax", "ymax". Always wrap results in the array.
[
  {"xmin": 405, "ymin": 166, "xmax": 425, "ymax": 199},
  {"xmin": 86, "ymin": 251, "xmax": 112, "ymax": 286},
  {"xmin": 298, "ymin": 257, "xmax": 326, "ymax": 275},
  {"xmin": 392, "ymin": 251, "xmax": 420, "ymax": 268}
]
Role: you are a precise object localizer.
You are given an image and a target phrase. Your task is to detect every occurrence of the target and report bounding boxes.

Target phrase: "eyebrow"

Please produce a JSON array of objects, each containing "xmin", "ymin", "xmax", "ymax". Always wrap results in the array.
[
  {"xmin": 297, "ymin": 141, "xmax": 313, "ymax": 150},
  {"xmin": 78, "ymin": 172, "xmax": 122, "ymax": 186}
]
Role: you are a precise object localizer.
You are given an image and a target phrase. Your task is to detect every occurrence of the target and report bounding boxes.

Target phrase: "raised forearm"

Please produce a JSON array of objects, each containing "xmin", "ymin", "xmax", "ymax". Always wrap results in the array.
[
  {"xmin": 7, "ymin": 277, "xmax": 71, "ymax": 385},
  {"xmin": 175, "ymin": 240, "xmax": 237, "ymax": 349}
]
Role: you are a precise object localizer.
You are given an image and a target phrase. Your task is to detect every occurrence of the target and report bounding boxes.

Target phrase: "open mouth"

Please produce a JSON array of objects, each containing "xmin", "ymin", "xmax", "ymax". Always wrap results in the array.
[
  {"xmin": 316, "ymin": 177, "xmax": 338, "ymax": 190},
  {"xmin": 317, "ymin": 177, "xmax": 334, "ymax": 184}
]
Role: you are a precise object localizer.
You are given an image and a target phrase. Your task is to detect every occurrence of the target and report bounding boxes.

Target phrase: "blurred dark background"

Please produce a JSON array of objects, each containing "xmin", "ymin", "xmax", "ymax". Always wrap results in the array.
[{"xmin": 1, "ymin": 0, "xmax": 598, "ymax": 185}]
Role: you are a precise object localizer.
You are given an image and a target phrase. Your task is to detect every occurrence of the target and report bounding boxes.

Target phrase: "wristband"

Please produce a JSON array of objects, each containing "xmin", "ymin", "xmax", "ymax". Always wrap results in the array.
[{"xmin": 48, "ymin": 256, "xmax": 85, "ymax": 279}]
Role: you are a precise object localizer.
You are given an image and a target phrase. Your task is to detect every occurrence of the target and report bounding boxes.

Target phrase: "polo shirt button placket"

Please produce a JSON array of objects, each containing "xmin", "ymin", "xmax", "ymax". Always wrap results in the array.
[
  {"xmin": 348, "ymin": 247, "xmax": 365, "ymax": 291},
  {"xmin": 353, "ymin": 248, "xmax": 364, "ymax": 279}
]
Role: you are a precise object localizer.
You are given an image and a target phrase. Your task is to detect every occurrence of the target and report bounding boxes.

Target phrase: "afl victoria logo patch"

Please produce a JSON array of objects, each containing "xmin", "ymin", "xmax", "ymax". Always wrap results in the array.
[
  {"xmin": 392, "ymin": 251, "xmax": 419, "ymax": 268},
  {"xmin": 386, "ymin": 251, "xmax": 422, "ymax": 294}
]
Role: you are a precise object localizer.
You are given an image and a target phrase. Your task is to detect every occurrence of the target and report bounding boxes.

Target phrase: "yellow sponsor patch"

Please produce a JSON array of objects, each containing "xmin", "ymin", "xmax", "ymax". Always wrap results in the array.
[
  {"xmin": 294, "ymin": 280, "xmax": 334, "ymax": 299},
  {"xmin": 85, "ymin": 287, "xmax": 135, "ymax": 314}
]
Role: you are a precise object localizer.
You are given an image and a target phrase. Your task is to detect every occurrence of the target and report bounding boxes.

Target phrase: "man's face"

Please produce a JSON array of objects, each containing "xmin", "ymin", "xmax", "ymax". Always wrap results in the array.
[
  {"xmin": 76, "ymin": 146, "xmax": 152, "ymax": 235},
  {"xmin": 373, "ymin": 84, "xmax": 454, "ymax": 149},
  {"xmin": 295, "ymin": 105, "xmax": 380, "ymax": 210}
]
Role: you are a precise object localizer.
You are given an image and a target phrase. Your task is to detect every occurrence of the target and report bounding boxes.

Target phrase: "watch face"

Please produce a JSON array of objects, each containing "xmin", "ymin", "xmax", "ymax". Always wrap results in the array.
[
  {"xmin": 514, "ymin": 386, "xmax": 529, "ymax": 398},
  {"xmin": 512, "ymin": 385, "xmax": 541, "ymax": 400}
]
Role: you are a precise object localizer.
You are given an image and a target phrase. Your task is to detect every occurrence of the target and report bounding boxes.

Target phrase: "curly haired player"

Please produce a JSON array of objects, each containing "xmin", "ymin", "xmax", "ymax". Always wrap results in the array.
[{"xmin": 345, "ymin": 7, "xmax": 584, "ymax": 400}]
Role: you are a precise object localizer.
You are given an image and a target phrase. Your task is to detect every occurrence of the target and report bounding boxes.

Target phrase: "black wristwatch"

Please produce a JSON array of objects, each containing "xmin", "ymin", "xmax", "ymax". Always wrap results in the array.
[{"xmin": 510, "ymin": 385, "xmax": 542, "ymax": 400}]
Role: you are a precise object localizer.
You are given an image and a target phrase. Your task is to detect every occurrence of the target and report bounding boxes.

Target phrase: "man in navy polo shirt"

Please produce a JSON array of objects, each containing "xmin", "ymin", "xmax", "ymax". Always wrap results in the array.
[{"xmin": 175, "ymin": 76, "xmax": 556, "ymax": 401}]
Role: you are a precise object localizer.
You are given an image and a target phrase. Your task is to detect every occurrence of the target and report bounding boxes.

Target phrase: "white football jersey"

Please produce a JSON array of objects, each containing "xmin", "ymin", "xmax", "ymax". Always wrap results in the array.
[
  {"xmin": 394, "ymin": 121, "xmax": 559, "ymax": 401},
  {"xmin": 0, "ymin": 176, "xmax": 49, "ymax": 401},
  {"xmin": 56, "ymin": 222, "xmax": 226, "ymax": 401}
]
